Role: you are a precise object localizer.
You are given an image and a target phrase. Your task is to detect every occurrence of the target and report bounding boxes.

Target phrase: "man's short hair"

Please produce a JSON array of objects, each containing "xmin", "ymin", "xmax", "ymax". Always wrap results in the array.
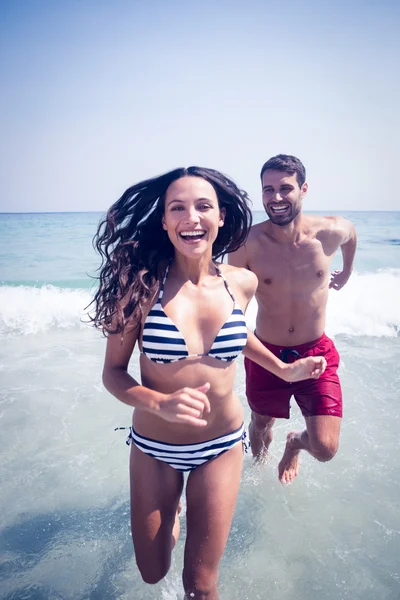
[{"xmin": 260, "ymin": 154, "xmax": 306, "ymax": 187}]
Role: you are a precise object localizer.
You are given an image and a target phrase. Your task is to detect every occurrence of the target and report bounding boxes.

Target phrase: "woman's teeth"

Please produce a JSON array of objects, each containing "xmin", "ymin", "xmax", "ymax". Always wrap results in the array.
[{"xmin": 180, "ymin": 230, "xmax": 205, "ymax": 239}]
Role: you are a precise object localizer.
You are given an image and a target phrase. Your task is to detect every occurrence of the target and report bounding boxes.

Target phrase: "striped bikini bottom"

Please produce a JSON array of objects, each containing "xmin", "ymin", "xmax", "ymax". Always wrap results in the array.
[{"xmin": 125, "ymin": 422, "xmax": 247, "ymax": 472}]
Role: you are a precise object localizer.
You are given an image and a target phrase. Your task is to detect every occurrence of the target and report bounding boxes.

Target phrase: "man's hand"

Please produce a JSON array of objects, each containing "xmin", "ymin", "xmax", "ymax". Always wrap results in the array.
[{"xmin": 329, "ymin": 269, "xmax": 351, "ymax": 291}]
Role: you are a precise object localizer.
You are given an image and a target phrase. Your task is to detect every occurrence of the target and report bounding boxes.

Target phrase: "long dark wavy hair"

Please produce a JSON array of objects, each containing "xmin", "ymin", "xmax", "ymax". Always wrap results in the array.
[{"xmin": 89, "ymin": 166, "xmax": 252, "ymax": 334}]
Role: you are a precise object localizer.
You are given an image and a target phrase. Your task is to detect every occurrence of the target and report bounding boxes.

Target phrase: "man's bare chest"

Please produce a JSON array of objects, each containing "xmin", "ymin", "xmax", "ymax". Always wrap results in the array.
[{"xmin": 249, "ymin": 241, "xmax": 332, "ymax": 290}]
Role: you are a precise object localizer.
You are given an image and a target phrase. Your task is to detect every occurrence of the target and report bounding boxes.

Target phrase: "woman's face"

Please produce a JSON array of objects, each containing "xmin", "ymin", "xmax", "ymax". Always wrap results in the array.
[{"xmin": 162, "ymin": 176, "xmax": 225, "ymax": 258}]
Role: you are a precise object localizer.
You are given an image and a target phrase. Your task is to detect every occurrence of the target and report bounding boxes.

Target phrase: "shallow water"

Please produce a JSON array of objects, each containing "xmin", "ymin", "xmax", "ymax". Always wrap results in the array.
[{"xmin": 1, "ymin": 211, "xmax": 400, "ymax": 599}]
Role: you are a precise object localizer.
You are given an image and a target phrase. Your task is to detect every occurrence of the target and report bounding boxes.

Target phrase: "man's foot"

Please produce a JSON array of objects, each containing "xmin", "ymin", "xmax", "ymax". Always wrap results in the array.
[
  {"xmin": 253, "ymin": 445, "xmax": 270, "ymax": 465},
  {"xmin": 278, "ymin": 432, "xmax": 301, "ymax": 484}
]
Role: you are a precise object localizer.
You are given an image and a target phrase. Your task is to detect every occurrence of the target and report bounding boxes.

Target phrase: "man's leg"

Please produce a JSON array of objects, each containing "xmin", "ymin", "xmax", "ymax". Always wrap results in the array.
[
  {"xmin": 249, "ymin": 411, "xmax": 276, "ymax": 461},
  {"xmin": 278, "ymin": 415, "xmax": 341, "ymax": 483},
  {"xmin": 278, "ymin": 335, "xmax": 343, "ymax": 483},
  {"xmin": 245, "ymin": 355, "xmax": 291, "ymax": 462}
]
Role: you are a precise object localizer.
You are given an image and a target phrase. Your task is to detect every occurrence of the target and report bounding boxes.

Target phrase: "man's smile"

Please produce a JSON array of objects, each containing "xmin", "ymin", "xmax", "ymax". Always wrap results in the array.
[{"xmin": 269, "ymin": 204, "xmax": 291, "ymax": 214}]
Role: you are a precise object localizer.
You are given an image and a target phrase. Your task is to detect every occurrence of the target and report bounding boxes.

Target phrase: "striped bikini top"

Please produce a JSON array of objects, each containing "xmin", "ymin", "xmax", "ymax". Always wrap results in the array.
[{"xmin": 141, "ymin": 264, "xmax": 248, "ymax": 364}]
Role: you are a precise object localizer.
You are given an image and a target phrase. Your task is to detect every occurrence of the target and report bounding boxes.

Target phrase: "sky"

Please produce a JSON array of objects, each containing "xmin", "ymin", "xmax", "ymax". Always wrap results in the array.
[{"xmin": 0, "ymin": 0, "xmax": 399, "ymax": 212}]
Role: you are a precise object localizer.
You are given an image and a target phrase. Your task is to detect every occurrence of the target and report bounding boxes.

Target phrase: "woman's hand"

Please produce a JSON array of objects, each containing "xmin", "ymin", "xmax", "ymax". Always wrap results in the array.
[
  {"xmin": 156, "ymin": 382, "xmax": 211, "ymax": 427},
  {"xmin": 282, "ymin": 356, "xmax": 327, "ymax": 382}
]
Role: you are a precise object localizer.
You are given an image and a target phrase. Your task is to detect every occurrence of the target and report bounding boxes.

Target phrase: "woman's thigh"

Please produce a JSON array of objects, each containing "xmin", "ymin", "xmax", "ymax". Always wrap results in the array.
[
  {"xmin": 183, "ymin": 442, "xmax": 244, "ymax": 590},
  {"xmin": 130, "ymin": 444, "xmax": 184, "ymax": 583}
]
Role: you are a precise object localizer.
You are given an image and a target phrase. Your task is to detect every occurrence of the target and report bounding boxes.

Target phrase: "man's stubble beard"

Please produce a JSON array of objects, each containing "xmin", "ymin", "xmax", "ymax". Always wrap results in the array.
[{"xmin": 265, "ymin": 204, "xmax": 301, "ymax": 227}]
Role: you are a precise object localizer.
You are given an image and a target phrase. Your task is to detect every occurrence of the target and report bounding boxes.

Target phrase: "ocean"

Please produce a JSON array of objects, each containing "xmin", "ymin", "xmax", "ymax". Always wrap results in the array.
[{"xmin": 0, "ymin": 211, "xmax": 399, "ymax": 600}]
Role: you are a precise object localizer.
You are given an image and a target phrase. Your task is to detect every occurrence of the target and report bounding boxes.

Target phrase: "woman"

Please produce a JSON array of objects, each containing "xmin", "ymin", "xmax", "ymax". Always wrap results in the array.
[{"xmin": 91, "ymin": 167, "xmax": 326, "ymax": 599}]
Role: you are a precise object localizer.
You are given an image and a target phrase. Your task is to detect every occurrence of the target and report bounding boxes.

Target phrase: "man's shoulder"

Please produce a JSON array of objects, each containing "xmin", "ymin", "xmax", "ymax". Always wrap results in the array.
[
  {"xmin": 306, "ymin": 214, "xmax": 353, "ymax": 235},
  {"xmin": 247, "ymin": 220, "xmax": 269, "ymax": 242},
  {"xmin": 221, "ymin": 263, "xmax": 258, "ymax": 293}
]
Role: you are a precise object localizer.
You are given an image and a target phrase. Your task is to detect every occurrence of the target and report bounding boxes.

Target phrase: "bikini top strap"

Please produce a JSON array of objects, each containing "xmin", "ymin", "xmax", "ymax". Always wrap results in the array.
[
  {"xmin": 214, "ymin": 263, "xmax": 236, "ymax": 303},
  {"xmin": 160, "ymin": 262, "xmax": 236, "ymax": 303},
  {"xmin": 157, "ymin": 263, "xmax": 170, "ymax": 301}
]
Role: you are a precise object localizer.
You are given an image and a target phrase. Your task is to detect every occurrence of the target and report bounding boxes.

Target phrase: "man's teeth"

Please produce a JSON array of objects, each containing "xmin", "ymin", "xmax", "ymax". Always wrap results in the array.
[{"xmin": 271, "ymin": 206, "xmax": 289, "ymax": 212}]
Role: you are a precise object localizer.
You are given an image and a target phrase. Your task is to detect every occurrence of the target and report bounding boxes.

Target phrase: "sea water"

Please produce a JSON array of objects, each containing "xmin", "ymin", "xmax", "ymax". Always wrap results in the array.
[{"xmin": 0, "ymin": 211, "xmax": 399, "ymax": 600}]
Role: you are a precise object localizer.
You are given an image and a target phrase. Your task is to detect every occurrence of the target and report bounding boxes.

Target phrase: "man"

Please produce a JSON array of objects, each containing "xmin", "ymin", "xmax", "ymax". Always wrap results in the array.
[{"xmin": 229, "ymin": 154, "xmax": 357, "ymax": 483}]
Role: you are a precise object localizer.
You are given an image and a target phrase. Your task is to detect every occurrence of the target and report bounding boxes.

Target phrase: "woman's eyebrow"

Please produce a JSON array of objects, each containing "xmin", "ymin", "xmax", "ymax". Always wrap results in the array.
[{"xmin": 166, "ymin": 198, "xmax": 185, "ymax": 206}]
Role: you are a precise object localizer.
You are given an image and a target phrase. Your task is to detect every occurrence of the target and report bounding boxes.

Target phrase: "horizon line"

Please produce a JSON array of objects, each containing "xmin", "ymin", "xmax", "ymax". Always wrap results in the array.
[{"xmin": 1, "ymin": 209, "xmax": 400, "ymax": 215}]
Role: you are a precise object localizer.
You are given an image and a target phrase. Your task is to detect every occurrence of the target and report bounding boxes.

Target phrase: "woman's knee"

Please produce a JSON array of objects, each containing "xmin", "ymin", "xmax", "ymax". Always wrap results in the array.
[
  {"xmin": 136, "ymin": 554, "xmax": 171, "ymax": 585},
  {"xmin": 182, "ymin": 564, "xmax": 218, "ymax": 597}
]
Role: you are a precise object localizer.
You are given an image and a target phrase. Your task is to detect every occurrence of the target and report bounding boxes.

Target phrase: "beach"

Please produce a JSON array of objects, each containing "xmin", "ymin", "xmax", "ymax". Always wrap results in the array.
[{"xmin": 1, "ymin": 210, "xmax": 399, "ymax": 600}]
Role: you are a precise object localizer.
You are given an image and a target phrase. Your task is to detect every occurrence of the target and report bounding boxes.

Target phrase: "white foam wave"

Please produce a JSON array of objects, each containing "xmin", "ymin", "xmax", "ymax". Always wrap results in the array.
[
  {"xmin": 245, "ymin": 269, "xmax": 400, "ymax": 338},
  {"xmin": 0, "ymin": 285, "xmax": 93, "ymax": 335},
  {"xmin": 1, "ymin": 270, "xmax": 399, "ymax": 337}
]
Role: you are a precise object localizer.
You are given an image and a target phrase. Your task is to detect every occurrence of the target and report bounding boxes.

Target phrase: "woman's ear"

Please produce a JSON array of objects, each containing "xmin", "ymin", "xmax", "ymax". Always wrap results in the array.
[{"xmin": 219, "ymin": 207, "xmax": 226, "ymax": 227}]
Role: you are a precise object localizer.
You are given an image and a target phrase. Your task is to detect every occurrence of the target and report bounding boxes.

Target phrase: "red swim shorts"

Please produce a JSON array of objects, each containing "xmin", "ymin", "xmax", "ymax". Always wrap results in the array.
[{"xmin": 245, "ymin": 333, "xmax": 342, "ymax": 419}]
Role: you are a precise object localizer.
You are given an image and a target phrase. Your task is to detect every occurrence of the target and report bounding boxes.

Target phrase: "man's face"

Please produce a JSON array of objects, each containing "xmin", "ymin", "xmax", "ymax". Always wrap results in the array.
[{"xmin": 261, "ymin": 170, "xmax": 307, "ymax": 226}]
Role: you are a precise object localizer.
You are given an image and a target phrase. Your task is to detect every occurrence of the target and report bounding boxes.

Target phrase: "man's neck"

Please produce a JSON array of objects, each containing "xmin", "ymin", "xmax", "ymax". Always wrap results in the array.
[{"xmin": 265, "ymin": 213, "xmax": 305, "ymax": 243}]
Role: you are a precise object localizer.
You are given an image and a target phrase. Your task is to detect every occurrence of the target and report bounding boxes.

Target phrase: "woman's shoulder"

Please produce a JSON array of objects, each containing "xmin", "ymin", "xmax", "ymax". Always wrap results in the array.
[{"xmin": 217, "ymin": 262, "xmax": 258, "ymax": 297}]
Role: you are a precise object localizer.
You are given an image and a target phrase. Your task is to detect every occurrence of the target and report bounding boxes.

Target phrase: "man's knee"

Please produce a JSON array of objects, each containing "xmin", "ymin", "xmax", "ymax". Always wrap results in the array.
[
  {"xmin": 311, "ymin": 437, "xmax": 339, "ymax": 462},
  {"xmin": 251, "ymin": 411, "xmax": 275, "ymax": 431}
]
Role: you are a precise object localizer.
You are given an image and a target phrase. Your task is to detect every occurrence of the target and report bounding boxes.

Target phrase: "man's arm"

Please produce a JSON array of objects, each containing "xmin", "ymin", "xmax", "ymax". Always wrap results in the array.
[{"xmin": 329, "ymin": 217, "xmax": 357, "ymax": 290}]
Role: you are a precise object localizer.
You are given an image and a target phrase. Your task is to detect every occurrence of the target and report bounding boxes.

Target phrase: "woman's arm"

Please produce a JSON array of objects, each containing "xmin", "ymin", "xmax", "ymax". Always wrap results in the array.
[
  {"xmin": 102, "ymin": 326, "xmax": 160, "ymax": 411},
  {"xmin": 226, "ymin": 265, "xmax": 326, "ymax": 382},
  {"xmin": 243, "ymin": 329, "xmax": 326, "ymax": 382},
  {"xmin": 102, "ymin": 327, "xmax": 211, "ymax": 426}
]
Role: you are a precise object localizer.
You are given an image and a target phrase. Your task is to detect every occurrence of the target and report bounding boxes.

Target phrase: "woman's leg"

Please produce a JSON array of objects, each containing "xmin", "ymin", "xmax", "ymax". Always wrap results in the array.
[
  {"xmin": 130, "ymin": 444, "xmax": 184, "ymax": 584},
  {"xmin": 182, "ymin": 442, "xmax": 244, "ymax": 599}
]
